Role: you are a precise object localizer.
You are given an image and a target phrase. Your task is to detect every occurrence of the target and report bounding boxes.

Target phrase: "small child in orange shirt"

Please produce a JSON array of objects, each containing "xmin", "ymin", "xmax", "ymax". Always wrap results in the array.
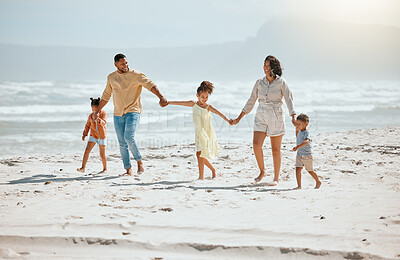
[{"xmin": 77, "ymin": 98, "xmax": 107, "ymax": 174}]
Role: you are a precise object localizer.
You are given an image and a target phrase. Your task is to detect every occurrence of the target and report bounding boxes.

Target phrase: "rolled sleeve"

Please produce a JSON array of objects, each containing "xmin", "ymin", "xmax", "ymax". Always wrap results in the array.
[
  {"xmin": 242, "ymin": 81, "xmax": 259, "ymax": 115},
  {"xmin": 101, "ymin": 76, "xmax": 112, "ymax": 102},
  {"xmin": 281, "ymin": 80, "xmax": 296, "ymax": 116},
  {"xmin": 137, "ymin": 72, "xmax": 156, "ymax": 91}
]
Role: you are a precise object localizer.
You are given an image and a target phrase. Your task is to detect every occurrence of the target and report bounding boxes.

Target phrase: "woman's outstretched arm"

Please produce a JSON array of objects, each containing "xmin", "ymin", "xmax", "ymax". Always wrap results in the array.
[
  {"xmin": 232, "ymin": 111, "xmax": 245, "ymax": 125},
  {"xmin": 232, "ymin": 81, "xmax": 259, "ymax": 125}
]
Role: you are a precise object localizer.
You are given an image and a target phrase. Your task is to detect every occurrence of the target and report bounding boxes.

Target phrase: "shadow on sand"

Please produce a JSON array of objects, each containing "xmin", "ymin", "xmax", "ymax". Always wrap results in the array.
[
  {"xmin": 1, "ymin": 173, "xmax": 120, "ymax": 185},
  {"xmin": 110, "ymin": 179, "xmax": 294, "ymax": 193}
]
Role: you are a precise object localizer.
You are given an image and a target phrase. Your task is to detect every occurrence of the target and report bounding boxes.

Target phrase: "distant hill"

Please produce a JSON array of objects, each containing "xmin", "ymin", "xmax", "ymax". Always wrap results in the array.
[{"xmin": 0, "ymin": 19, "xmax": 399, "ymax": 82}]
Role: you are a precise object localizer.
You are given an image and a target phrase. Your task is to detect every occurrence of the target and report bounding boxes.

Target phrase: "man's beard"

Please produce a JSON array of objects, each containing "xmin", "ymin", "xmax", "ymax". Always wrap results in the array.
[{"xmin": 119, "ymin": 67, "xmax": 128, "ymax": 73}]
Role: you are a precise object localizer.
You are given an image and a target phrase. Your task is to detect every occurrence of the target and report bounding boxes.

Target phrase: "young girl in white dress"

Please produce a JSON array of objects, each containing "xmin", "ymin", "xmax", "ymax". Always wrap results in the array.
[{"xmin": 167, "ymin": 81, "xmax": 231, "ymax": 180}]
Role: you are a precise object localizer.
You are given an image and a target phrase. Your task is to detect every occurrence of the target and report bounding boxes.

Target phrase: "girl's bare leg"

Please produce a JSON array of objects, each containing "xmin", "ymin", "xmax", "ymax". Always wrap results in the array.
[
  {"xmin": 77, "ymin": 141, "xmax": 96, "ymax": 173},
  {"xmin": 253, "ymin": 131, "xmax": 267, "ymax": 182},
  {"xmin": 203, "ymin": 158, "xmax": 216, "ymax": 178},
  {"xmin": 99, "ymin": 145, "xmax": 107, "ymax": 173},
  {"xmin": 269, "ymin": 135, "xmax": 283, "ymax": 186},
  {"xmin": 308, "ymin": 171, "xmax": 322, "ymax": 189},
  {"xmin": 196, "ymin": 151, "xmax": 205, "ymax": 180},
  {"xmin": 295, "ymin": 167, "xmax": 303, "ymax": 189}
]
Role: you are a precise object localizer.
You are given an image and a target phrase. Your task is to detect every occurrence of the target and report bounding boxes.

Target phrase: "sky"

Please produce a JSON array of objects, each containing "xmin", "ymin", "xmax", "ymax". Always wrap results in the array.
[{"xmin": 0, "ymin": 0, "xmax": 399, "ymax": 48}]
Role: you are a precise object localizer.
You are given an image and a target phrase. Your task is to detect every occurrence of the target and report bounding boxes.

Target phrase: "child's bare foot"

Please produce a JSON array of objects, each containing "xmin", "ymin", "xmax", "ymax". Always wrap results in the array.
[
  {"xmin": 99, "ymin": 170, "xmax": 107, "ymax": 174},
  {"xmin": 254, "ymin": 171, "xmax": 266, "ymax": 182},
  {"xmin": 315, "ymin": 181, "xmax": 321, "ymax": 189},
  {"xmin": 212, "ymin": 169, "xmax": 216, "ymax": 179},
  {"xmin": 293, "ymin": 186, "xmax": 302, "ymax": 190},
  {"xmin": 268, "ymin": 180, "xmax": 279, "ymax": 186},
  {"xmin": 137, "ymin": 161, "xmax": 144, "ymax": 175},
  {"xmin": 77, "ymin": 168, "xmax": 85, "ymax": 173}
]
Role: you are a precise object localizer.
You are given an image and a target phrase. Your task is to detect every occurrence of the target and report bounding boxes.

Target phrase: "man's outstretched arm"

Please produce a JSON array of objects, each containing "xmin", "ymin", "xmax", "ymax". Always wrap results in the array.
[{"xmin": 150, "ymin": 86, "xmax": 168, "ymax": 107}]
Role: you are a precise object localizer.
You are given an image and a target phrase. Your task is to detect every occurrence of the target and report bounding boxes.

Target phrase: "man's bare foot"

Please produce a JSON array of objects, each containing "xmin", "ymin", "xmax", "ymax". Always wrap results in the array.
[
  {"xmin": 77, "ymin": 168, "xmax": 85, "ymax": 173},
  {"xmin": 315, "ymin": 181, "xmax": 321, "ymax": 189},
  {"xmin": 254, "ymin": 171, "xmax": 266, "ymax": 182},
  {"xmin": 120, "ymin": 168, "xmax": 134, "ymax": 176},
  {"xmin": 293, "ymin": 186, "xmax": 302, "ymax": 190},
  {"xmin": 137, "ymin": 161, "xmax": 144, "ymax": 175},
  {"xmin": 268, "ymin": 180, "xmax": 279, "ymax": 186},
  {"xmin": 197, "ymin": 177, "xmax": 204, "ymax": 180}
]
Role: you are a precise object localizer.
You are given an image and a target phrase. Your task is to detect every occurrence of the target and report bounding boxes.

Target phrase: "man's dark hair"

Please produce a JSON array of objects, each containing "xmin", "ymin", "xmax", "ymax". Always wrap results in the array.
[
  {"xmin": 90, "ymin": 97, "xmax": 100, "ymax": 106},
  {"xmin": 114, "ymin": 53, "xmax": 126, "ymax": 63}
]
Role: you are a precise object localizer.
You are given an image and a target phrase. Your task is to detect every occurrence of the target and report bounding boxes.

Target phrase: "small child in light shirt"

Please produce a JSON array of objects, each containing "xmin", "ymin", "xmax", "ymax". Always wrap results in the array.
[{"xmin": 292, "ymin": 114, "xmax": 321, "ymax": 189}]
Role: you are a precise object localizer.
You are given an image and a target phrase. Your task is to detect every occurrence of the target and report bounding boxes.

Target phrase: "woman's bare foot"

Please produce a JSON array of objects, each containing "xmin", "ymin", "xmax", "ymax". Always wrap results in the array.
[
  {"xmin": 77, "ymin": 168, "xmax": 85, "ymax": 173},
  {"xmin": 293, "ymin": 186, "xmax": 302, "ymax": 190},
  {"xmin": 254, "ymin": 171, "xmax": 266, "ymax": 182},
  {"xmin": 315, "ymin": 181, "xmax": 321, "ymax": 189},
  {"xmin": 137, "ymin": 161, "xmax": 144, "ymax": 175},
  {"xmin": 268, "ymin": 180, "xmax": 279, "ymax": 186}
]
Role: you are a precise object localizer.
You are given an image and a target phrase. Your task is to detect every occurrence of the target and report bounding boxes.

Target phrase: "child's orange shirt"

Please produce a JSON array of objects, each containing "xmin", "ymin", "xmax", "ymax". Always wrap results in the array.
[{"xmin": 83, "ymin": 110, "xmax": 107, "ymax": 139}]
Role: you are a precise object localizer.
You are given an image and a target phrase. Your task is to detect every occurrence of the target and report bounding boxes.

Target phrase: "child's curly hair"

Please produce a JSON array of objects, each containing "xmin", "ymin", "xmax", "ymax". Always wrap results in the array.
[
  {"xmin": 297, "ymin": 113, "xmax": 309, "ymax": 123},
  {"xmin": 197, "ymin": 81, "xmax": 214, "ymax": 95},
  {"xmin": 90, "ymin": 97, "xmax": 100, "ymax": 106}
]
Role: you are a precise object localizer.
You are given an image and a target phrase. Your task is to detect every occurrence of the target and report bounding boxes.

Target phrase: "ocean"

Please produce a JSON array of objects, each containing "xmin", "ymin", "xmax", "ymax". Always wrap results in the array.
[{"xmin": 0, "ymin": 80, "xmax": 399, "ymax": 158}]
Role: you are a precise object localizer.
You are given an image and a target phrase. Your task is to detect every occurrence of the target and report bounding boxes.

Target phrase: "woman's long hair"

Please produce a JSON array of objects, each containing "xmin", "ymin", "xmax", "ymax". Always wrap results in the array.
[{"xmin": 265, "ymin": 55, "xmax": 282, "ymax": 77}]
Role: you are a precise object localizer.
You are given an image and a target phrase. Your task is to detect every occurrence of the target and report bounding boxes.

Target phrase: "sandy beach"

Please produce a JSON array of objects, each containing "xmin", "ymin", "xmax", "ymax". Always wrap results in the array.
[{"xmin": 0, "ymin": 127, "xmax": 399, "ymax": 259}]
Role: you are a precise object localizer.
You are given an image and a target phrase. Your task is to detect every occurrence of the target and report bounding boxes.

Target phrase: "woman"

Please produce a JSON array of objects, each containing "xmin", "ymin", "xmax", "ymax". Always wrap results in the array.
[{"xmin": 232, "ymin": 55, "xmax": 296, "ymax": 185}]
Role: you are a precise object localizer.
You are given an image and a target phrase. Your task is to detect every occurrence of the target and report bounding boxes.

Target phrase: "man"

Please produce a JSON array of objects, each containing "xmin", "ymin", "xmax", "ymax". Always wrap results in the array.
[{"xmin": 93, "ymin": 53, "xmax": 167, "ymax": 175}]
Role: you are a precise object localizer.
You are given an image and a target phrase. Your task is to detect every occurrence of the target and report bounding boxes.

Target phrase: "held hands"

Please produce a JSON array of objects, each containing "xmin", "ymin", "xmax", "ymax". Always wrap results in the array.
[
  {"xmin": 229, "ymin": 118, "xmax": 240, "ymax": 125},
  {"xmin": 291, "ymin": 114, "xmax": 297, "ymax": 127},
  {"xmin": 230, "ymin": 112, "xmax": 245, "ymax": 125},
  {"xmin": 159, "ymin": 97, "xmax": 168, "ymax": 107}
]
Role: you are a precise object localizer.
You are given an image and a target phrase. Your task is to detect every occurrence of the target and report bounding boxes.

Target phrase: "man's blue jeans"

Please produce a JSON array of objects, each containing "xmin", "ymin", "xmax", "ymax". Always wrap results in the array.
[{"xmin": 113, "ymin": 112, "xmax": 142, "ymax": 169}]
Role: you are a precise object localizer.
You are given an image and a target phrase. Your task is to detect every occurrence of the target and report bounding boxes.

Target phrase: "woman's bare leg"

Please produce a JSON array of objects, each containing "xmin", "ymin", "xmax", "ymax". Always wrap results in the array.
[
  {"xmin": 253, "ymin": 131, "xmax": 267, "ymax": 182},
  {"xmin": 269, "ymin": 135, "xmax": 283, "ymax": 185}
]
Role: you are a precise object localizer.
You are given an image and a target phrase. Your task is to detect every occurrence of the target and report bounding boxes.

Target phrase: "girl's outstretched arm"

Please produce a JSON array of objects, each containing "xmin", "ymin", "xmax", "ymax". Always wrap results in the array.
[
  {"xmin": 167, "ymin": 101, "xmax": 196, "ymax": 107},
  {"xmin": 209, "ymin": 105, "xmax": 230, "ymax": 123}
]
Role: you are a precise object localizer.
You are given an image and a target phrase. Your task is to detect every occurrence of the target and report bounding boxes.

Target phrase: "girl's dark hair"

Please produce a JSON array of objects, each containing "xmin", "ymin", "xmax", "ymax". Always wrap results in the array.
[
  {"xmin": 297, "ymin": 113, "xmax": 309, "ymax": 123},
  {"xmin": 90, "ymin": 97, "xmax": 100, "ymax": 106},
  {"xmin": 265, "ymin": 55, "xmax": 283, "ymax": 77},
  {"xmin": 197, "ymin": 81, "xmax": 214, "ymax": 95}
]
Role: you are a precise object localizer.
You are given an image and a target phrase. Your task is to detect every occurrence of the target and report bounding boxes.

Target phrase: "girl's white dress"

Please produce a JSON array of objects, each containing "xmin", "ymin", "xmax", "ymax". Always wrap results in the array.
[{"xmin": 192, "ymin": 103, "xmax": 220, "ymax": 159}]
